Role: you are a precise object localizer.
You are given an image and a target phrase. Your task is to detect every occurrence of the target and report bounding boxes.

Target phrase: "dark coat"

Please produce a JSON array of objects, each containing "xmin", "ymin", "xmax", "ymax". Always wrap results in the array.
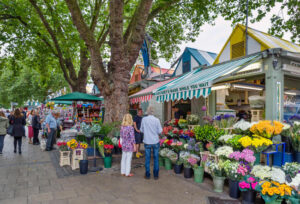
[
  {"xmin": 32, "ymin": 115, "xmax": 41, "ymax": 130},
  {"xmin": 11, "ymin": 116, "xmax": 26, "ymax": 137}
]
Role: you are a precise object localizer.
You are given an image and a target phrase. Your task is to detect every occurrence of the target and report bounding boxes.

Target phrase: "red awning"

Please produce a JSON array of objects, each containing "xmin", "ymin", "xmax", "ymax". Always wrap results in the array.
[{"xmin": 129, "ymin": 78, "xmax": 175, "ymax": 104}]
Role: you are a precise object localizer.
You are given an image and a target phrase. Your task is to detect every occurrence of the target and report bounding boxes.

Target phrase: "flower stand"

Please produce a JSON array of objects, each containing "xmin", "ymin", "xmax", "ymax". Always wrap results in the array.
[
  {"xmin": 164, "ymin": 158, "xmax": 172, "ymax": 170},
  {"xmin": 71, "ymin": 149, "xmax": 84, "ymax": 170},
  {"xmin": 213, "ymin": 176, "xmax": 225, "ymax": 193},
  {"xmin": 193, "ymin": 167, "xmax": 204, "ymax": 183},
  {"xmin": 59, "ymin": 151, "xmax": 71, "ymax": 167}
]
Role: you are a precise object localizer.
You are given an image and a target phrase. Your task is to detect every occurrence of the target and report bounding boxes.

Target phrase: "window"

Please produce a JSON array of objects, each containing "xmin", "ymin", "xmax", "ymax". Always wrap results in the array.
[{"xmin": 231, "ymin": 41, "xmax": 245, "ymax": 59}]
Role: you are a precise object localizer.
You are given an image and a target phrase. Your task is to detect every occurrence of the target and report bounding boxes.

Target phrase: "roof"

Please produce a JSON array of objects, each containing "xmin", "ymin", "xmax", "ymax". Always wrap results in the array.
[
  {"xmin": 51, "ymin": 92, "xmax": 103, "ymax": 101},
  {"xmin": 130, "ymin": 78, "xmax": 176, "ymax": 104},
  {"xmin": 214, "ymin": 24, "xmax": 300, "ymax": 64},
  {"xmin": 154, "ymin": 53, "xmax": 261, "ymax": 102}
]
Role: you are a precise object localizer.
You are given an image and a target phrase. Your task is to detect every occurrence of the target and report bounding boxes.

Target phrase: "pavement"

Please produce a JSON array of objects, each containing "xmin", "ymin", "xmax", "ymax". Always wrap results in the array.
[{"xmin": 0, "ymin": 135, "xmax": 232, "ymax": 204}]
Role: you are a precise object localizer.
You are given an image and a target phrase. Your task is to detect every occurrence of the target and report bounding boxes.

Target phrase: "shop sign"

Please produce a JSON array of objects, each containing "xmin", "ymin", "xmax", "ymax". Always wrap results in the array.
[{"xmin": 155, "ymin": 81, "xmax": 210, "ymax": 95}]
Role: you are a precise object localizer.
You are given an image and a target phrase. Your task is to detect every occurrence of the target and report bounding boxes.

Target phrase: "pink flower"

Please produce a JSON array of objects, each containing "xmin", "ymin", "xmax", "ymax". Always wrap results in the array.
[
  {"xmin": 201, "ymin": 106, "xmax": 207, "ymax": 111},
  {"xmin": 177, "ymin": 142, "xmax": 183, "ymax": 146},
  {"xmin": 247, "ymin": 177, "xmax": 255, "ymax": 183},
  {"xmin": 251, "ymin": 182, "xmax": 258, "ymax": 190}
]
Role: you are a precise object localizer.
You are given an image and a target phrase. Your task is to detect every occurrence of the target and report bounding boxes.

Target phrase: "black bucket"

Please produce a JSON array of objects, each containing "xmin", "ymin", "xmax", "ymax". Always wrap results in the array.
[
  {"xmin": 79, "ymin": 160, "xmax": 88, "ymax": 174},
  {"xmin": 174, "ymin": 164, "xmax": 183, "ymax": 174},
  {"xmin": 184, "ymin": 167, "xmax": 193, "ymax": 178},
  {"xmin": 242, "ymin": 190, "xmax": 256, "ymax": 204},
  {"xmin": 229, "ymin": 179, "xmax": 240, "ymax": 199}
]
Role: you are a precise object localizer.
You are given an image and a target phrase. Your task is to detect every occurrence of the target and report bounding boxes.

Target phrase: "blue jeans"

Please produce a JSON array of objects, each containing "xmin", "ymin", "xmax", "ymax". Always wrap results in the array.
[
  {"xmin": 144, "ymin": 143, "xmax": 160, "ymax": 178},
  {"xmin": 0, "ymin": 135, "xmax": 5, "ymax": 153},
  {"xmin": 46, "ymin": 129, "xmax": 56, "ymax": 150}
]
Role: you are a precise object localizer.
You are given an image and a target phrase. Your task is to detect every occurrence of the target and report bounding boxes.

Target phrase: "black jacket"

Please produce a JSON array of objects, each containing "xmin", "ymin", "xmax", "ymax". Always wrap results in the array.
[
  {"xmin": 32, "ymin": 115, "xmax": 41, "ymax": 130},
  {"xmin": 11, "ymin": 116, "xmax": 26, "ymax": 137}
]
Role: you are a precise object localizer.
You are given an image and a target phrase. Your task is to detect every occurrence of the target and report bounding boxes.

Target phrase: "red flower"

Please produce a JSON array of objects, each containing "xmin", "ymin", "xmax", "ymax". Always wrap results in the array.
[
  {"xmin": 166, "ymin": 140, "xmax": 172, "ymax": 146},
  {"xmin": 172, "ymin": 130, "xmax": 178, "ymax": 134},
  {"xmin": 174, "ymin": 119, "xmax": 179, "ymax": 126},
  {"xmin": 179, "ymin": 130, "xmax": 183, "ymax": 135},
  {"xmin": 57, "ymin": 142, "xmax": 67, "ymax": 146},
  {"xmin": 104, "ymin": 145, "xmax": 114, "ymax": 149}
]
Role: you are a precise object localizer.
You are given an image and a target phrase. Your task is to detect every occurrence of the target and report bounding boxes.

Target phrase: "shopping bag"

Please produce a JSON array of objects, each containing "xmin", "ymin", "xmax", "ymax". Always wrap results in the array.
[{"xmin": 7, "ymin": 125, "xmax": 13, "ymax": 135}]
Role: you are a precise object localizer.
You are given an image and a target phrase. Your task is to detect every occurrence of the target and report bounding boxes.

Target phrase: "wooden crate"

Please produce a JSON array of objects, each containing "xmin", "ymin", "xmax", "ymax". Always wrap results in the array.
[
  {"xmin": 59, "ymin": 151, "xmax": 71, "ymax": 167},
  {"xmin": 251, "ymin": 110, "xmax": 263, "ymax": 122},
  {"xmin": 71, "ymin": 149, "xmax": 84, "ymax": 170}
]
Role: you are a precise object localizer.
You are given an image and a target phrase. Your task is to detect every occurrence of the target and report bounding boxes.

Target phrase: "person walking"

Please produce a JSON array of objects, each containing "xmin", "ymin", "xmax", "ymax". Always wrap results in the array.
[
  {"xmin": 0, "ymin": 111, "xmax": 9, "ymax": 154},
  {"xmin": 27, "ymin": 110, "xmax": 34, "ymax": 144},
  {"xmin": 133, "ymin": 108, "xmax": 143, "ymax": 158},
  {"xmin": 140, "ymin": 106, "xmax": 162, "ymax": 180},
  {"xmin": 120, "ymin": 114, "xmax": 136, "ymax": 177},
  {"xmin": 11, "ymin": 108, "xmax": 26, "ymax": 154},
  {"xmin": 32, "ymin": 109, "xmax": 41, "ymax": 145},
  {"xmin": 45, "ymin": 110, "xmax": 58, "ymax": 151}
]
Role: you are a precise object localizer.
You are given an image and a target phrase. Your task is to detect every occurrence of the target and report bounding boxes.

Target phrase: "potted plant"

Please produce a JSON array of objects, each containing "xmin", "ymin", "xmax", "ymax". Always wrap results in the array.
[
  {"xmin": 255, "ymin": 180, "xmax": 293, "ymax": 204},
  {"xmin": 165, "ymin": 149, "xmax": 176, "ymax": 170},
  {"xmin": 183, "ymin": 156, "xmax": 194, "ymax": 178},
  {"xmin": 289, "ymin": 186, "xmax": 300, "ymax": 204},
  {"xmin": 186, "ymin": 114, "xmax": 200, "ymax": 129},
  {"xmin": 208, "ymin": 160, "xmax": 226, "ymax": 193},
  {"xmin": 224, "ymin": 160, "xmax": 242, "ymax": 199},
  {"xmin": 193, "ymin": 154, "xmax": 206, "ymax": 183},
  {"xmin": 173, "ymin": 159, "xmax": 183, "ymax": 174},
  {"xmin": 159, "ymin": 148, "xmax": 168, "ymax": 167},
  {"xmin": 239, "ymin": 176, "xmax": 258, "ymax": 204},
  {"xmin": 291, "ymin": 121, "xmax": 300, "ymax": 162}
]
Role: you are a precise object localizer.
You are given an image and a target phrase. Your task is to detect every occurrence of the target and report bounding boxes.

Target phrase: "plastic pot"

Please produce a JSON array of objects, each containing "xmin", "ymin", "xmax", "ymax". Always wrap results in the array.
[
  {"xmin": 159, "ymin": 157, "xmax": 164, "ymax": 167},
  {"xmin": 104, "ymin": 156, "xmax": 112, "ymax": 168},
  {"xmin": 242, "ymin": 190, "xmax": 256, "ymax": 204},
  {"xmin": 213, "ymin": 176, "xmax": 225, "ymax": 193},
  {"xmin": 173, "ymin": 164, "xmax": 183, "ymax": 174},
  {"xmin": 79, "ymin": 160, "xmax": 88, "ymax": 174},
  {"xmin": 265, "ymin": 198, "xmax": 283, "ymax": 204},
  {"xmin": 164, "ymin": 158, "xmax": 172, "ymax": 170},
  {"xmin": 289, "ymin": 197, "xmax": 300, "ymax": 204},
  {"xmin": 183, "ymin": 167, "xmax": 193, "ymax": 178},
  {"xmin": 294, "ymin": 152, "xmax": 300, "ymax": 163},
  {"xmin": 193, "ymin": 167, "xmax": 204, "ymax": 183},
  {"xmin": 229, "ymin": 179, "xmax": 240, "ymax": 199},
  {"xmin": 254, "ymin": 152, "xmax": 261, "ymax": 165}
]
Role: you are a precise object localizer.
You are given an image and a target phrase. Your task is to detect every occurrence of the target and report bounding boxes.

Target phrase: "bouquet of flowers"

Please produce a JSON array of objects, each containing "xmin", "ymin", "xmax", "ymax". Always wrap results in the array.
[
  {"xmin": 283, "ymin": 162, "xmax": 300, "ymax": 179},
  {"xmin": 208, "ymin": 160, "xmax": 226, "ymax": 177},
  {"xmin": 57, "ymin": 141, "xmax": 68, "ymax": 151},
  {"xmin": 96, "ymin": 139, "xmax": 104, "ymax": 157},
  {"xmin": 214, "ymin": 146, "xmax": 233, "ymax": 158},
  {"xmin": 214, "ymin": 114, "xmax": 238, "ymax": 131},
  {"xmin": 270, "ymin": 167, "xmax": 286, "ymax": 184},
  {"xmin": 194, "ymin": 125, "xmax": 224, "ymax": 143},
  {"xmin": 160, "ymin": 138, "xmax": 173, "ymax": 147},
  {"xmin": 178, "ymin": 119, "xmax": 188, "ymax": 129},
  {"xmin": 186, "ymin": 114, "xmax": 200, "ymax": 125},
  {"xmin": 79, "ymin": 142, "xmax": 88, "ymax": 149},
  {"xmin": 223, "ymin": 160, "xmax": 243, "ymax": 181},
  {"xmin": 111, "ymin": 137, "xmax": 119, "ymax": 146},
  {"xmin": 170, "ymin": 140, "xmax": 184, "ymax": 153},
  {"xmin": 250, "ymin": 120, "xmax": 284, "ymax": 139},
  {"xmin": 251, "ymin": 165, "xmax": 271, "ymax": 180},
  {"xmin": 218, "ymin": 134, "xmax": 235, "ymax": 143},
  {"xmin": 104, "ymin": 145, "xmax": 114, "ymax": 156},
  {"xmin": 67, "ymin": 139, "xmax": 78, "ymax": 150},
  {"xmin": 166, "ymin": 150, "xmax": 178, "ymax": 163},
  {"xmin": 239, "ymin": 175, "xmax": 258, "ymax": 192},
  {"xmin": 229, "ymin": 149, "xmax": 256, "ymax": 164},
  {"xmin": 206, "ymin": 141, "xmax": 215, "ymax": 154},
  {"xmin": 291, "ymin": 122, "xmax": 300, "ymax": 152},
  {"xmin": 255, "ymin": 180, "xmax": 292, "ymax": 203},
  {"xmin": 159, "ymin": 148, "xmax": 169, "ymax": 158},
  {"xmin": 233, "ymin": 119, "xmax": 252, "ymax": 135},
  {"xmin": 238, "ymin": 136, "xmax": 273, "ymax": 153}
]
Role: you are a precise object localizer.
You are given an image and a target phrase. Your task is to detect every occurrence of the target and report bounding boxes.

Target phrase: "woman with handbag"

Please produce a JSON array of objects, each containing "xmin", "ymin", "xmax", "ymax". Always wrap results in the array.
[
  {"xmin": 0, "ymin": 111, "xmax": 9, "ymax": 154},
  {"xmin": 11, "ymin": 109, "xmax": 26, "ymax": 154}
]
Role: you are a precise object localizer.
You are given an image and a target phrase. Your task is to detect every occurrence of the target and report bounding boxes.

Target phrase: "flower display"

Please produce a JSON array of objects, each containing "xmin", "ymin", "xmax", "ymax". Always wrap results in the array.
[
  {"xmin": 79, "ymin": 142, "xmax": 88, "ymax": 149},
  {"xmin": 57, "ymin": 141, "xmax": 68, "ymax": 151},
  {"xmin": 233, "ymin": 119, "xmax": 252, "ymax": 131},
  {"xmin": 215, "ymin": 146, "xmax": 233, "ymax": 158},
  {"xmin": 238, "ymin": 136, "xmax": 273, "ymax": 153},
  {"xmin": 256, "ymin": 180, "xmax": 293, "ymax": 203},
  {"xmin": 238, "ymin": 175, "xmax": 258, "ymax": 191},
  {"xmin": 250, "ymin": 120, "xmax": 284, "ymax": 138},
  {"xmin": 283, "ymin": 162, "xmax": 300, "ymax": 179},
  {"xmin": 251, "ymin": 165, "xmax": 271, "ymax": 180},
  {"xmin": 223, "ymin": 160, "xmax": 243, "ymax": 181},
  {"xmin": 67, "ymin": 139, "xmax": 78, "ymax": 150},
  {"xmin": 186, "ymin": 114, "xmax": 200, "ymax": 125},
  {"xmin": 208, "ymin": 160, "xmax": 226, "ymax": 177},
  {"xmin": 213, "ymin": 114, "xmax": 238, "ymax": 131},
  {"xmin": 229, "ymin": 149, "xmax": 256, "ymax": 163},
  {"xmin": 270, "ymin": 168, "xmax": 286, "ymax": 184},
  {"xmin": 218, "ymin": 134, "xmax": 235, "ymax": 143},
  {"xmin": 170, "ymin": 141, "xmax": 184, "ymax": 153}
]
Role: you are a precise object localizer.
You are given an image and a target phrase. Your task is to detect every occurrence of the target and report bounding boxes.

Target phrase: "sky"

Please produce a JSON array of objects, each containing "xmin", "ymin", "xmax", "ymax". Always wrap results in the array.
[{"xmin": 158, "ymin": 3, "xmax": 291, "ymax": 68}]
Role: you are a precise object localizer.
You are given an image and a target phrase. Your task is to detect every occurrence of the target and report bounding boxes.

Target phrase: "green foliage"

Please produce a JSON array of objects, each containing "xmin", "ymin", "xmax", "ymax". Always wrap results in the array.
[
  {"xmin": 194, "ymin": 125, "xmax": 225, "ymax": 144},
  {"xmin": 103, "ymin": 136, "xmax": 113, "ymax": 145},
  {"xmin": 226, "ymin": 135, "xmax": 243, "ymax": 150},
  {"xmin": 98, "ymin": 122, "xmax": 121, "ymax": 136}
]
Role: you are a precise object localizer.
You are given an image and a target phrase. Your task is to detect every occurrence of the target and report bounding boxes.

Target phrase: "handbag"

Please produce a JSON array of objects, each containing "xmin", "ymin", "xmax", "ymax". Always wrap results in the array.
[
  {"xmin": 7, "ymin": 125, "xmax": 13, "ymax": 135},
  {"xmin": 118, "ymin": 138, "xmax": 122, "ymax": 148}
]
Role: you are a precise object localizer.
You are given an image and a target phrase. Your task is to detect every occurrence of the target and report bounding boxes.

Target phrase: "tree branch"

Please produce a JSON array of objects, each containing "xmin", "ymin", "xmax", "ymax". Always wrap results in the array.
[
  {"xmin": 90, "ymin": 0, "xmax": 103, "ymax": 32},
  {"xmin": 146, "ymin": 0, "xmax": 180, "ymax": 23}
]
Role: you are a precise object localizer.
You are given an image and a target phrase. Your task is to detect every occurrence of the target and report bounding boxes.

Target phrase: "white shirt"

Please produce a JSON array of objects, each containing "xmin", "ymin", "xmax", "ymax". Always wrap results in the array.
[{"xmin": 140, "ymin": 115, "xmax": 162, "ymax": 145}]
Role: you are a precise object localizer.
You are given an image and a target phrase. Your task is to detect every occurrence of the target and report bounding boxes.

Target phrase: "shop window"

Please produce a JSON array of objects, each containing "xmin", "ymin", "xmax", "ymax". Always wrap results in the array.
[{"xmin": 231, "ymin": 41, "xmax": 245, "ymax": 59}]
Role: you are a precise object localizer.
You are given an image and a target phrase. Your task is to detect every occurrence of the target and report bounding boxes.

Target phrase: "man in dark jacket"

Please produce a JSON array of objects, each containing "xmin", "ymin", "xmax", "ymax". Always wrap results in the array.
[{"xmin": 32, "ymin": 110, "xmax": 41, "ymax": 145}]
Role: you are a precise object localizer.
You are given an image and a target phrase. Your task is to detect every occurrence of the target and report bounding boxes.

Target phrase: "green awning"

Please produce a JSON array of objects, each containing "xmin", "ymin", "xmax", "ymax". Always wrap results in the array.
[
  {"xmin": 50, "ymin": 92, "xmax": 103, "ymax": 101},
  {"xmin": 52, "ymin": 100, "xmax": 73, "ymax": 105},
  {"xmin": 154, "ymin": 54, "xmax": 261, "ymax": 102}
]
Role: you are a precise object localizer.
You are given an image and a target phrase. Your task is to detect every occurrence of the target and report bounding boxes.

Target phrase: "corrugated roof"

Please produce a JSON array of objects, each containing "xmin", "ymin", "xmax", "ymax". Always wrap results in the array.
[{"xmin": 187, "ymin": 47, "xmax": 217, "ymax": 65}]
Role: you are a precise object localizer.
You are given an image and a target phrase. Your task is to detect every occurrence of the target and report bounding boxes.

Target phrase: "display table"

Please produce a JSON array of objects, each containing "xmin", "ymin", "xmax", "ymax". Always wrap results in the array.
[{"xmin": 262, "ymin": 143, "xmax": 285, "ymax": 166}]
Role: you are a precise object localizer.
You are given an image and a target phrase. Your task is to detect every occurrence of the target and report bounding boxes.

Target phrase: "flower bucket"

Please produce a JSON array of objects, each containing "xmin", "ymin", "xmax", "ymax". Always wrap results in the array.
[
  {"xmin": 213, "ymin": 176, "xmax": 225, "ymax": 193},
  {"xmin": 289, "ymin": 197, "xmax": 300, "ymax": 204},
  {"xmin": 183, "ymin": 167, "xmax": 193, "ymax": 178},
  {"xmin": 242, "ymin": 190, "xmax": 256, "ymax": 204},
  {"xmin": 229, "ymin": 179, "xmax": 240, "ymax": 199},
  {"xmin": 104, "ymin": 156, "xmax": 112, "ymax": 168},
  {"xmin": 294, "ymin": 152, "xmax": 300, "ymax": 163},
  {"xmin": 254, "ymin": 152, "xmax": 261, "ymax": 165},
  {"xmin": 164, "ymin": 158, "xmax": 172, "ymax": 170},
  {"xmin": 273, "ymin": 152, "xmax": 283, "ymax": 166},
  {"xmin": 265, "ymin": 198, "xmax": 283, "ymax": 204},
  {"xmin": 159, "ymin": 157, "xmax": 164, "ymax": 167},
  {"xmin": 174, "ymin": 164, "xmax": 183, "ymax": 174},
  {"xmin": 283, "ymin": 153, "xmax": 293, "ymax": 165},
  {"xmin": 193, "ymin": 167, "xmax": 204, "ymax": 183},
  {"xmin": 79, "ymin": 160, "xmax": 88, "ymax": 174}
]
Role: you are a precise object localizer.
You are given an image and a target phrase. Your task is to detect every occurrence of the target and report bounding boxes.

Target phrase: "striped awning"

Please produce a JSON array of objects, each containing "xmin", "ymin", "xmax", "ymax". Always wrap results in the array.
[
  {"xmin": 130, "ymin": 95, "xmax": 153, "ymax": 104},
  {"xmin": 154, "ymin": 54, "xmax": 261, "ymax": 102}
]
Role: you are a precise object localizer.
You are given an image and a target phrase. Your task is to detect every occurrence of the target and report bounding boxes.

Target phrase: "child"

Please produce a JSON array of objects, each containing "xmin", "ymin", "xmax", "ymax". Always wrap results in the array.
[{"xmin": 120, "ymin": 114, "xmax": 136, "ymax": 177}]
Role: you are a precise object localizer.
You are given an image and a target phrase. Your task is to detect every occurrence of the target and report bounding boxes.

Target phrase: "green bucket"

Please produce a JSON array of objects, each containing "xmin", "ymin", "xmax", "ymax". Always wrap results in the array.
[
  {"xmin": 164, "ymin": 158, "xmax": 172, "ymax": 170},
  {"xmin": 254, "ymin": 152, "xmax": 261, "ymax": 165},
  {"xmin": 193, "ymin": 167, "xmax": 204, "ymax": 183},
  {"xmin": 104, "ymin": 156, "xmax": 112, "ymax": 168},
  {"xmin": 159, "ymin": 156, "xmax": 164, "ymax": 167}
]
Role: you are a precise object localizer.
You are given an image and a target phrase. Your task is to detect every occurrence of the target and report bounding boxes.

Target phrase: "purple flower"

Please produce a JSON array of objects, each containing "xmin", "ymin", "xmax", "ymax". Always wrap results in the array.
[
  {"xmin": 201, "ymin": 106, "xmax": 207, "ymax": 111},
  {"xmin": 224, "ymin": 114, "xmax": 235, "ymax": 119},
  {"xmin": 214, "ymin": 115, "xmax": 222, "ymax": 121}
]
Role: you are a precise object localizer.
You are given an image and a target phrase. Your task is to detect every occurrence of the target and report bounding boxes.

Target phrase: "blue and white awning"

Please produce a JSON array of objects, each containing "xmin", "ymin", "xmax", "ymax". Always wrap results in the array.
[{"xmin": 154, "ymin": 54, "xmax": 261, "ymax": 102}]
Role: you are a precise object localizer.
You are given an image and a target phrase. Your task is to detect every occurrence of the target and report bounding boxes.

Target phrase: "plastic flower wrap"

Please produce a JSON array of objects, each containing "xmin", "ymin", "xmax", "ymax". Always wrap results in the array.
[
  {"xmin": 233, "ymin": 119, "xmax": 252, "ymax": 132},
  {"xmin": 218, "ymin": 134, "xmax": 235, "ymax": 143},
  {"xmin": 159, "ymin": 148, "xmax": 169, "ymax": 157},
  {"xmin": 251, "ymin": 165, "xmax": 271, "ymax": 180},
  {"xmin": 223, "ymin": 160, "xmax": 242, "ymax": 181},
  {"xmin": 288, "ymin": 174, "xmax": 300, "ymax": 189},
  {"xmin": 255, "ymin": 180, "xmax": 293, "ymax": 203},
  {"xmin": 250, "ymin": 120, "xmax": 284, "ymax": 138},
  {"xmin": 283, "ymin": 162, "xmax": 300, "ymax": 179},
  {"xmin": 270, "ymin": 167, "xmax": 286, "ymax": 184},
  {"xmin": 111, "ymin": 137, "xmax": 119, "ymax": 146},
  {"xmin": 215, "ymin": 146, "xmax": 233, "ymax": 158},
  {"xmin": 67, "ymin": 139, "xmax": 78, "ymax": 150},
  {"xmin": 239, "ymin": 175, "xmax": 258, "ymax": 191},
  {"xmin": 238, "ymin": 136, "xmax": 273, "ymax": 153},
  {"xmin": 166, "ymin": 150, "xmax": 178, "ymax": 163}
]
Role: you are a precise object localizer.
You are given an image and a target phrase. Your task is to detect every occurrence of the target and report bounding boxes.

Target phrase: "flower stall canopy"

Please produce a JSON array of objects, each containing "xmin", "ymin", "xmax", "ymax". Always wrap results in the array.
[
  {"xmin": 129, "ymin": 78, "xmax": 176, "ymax": 104},
  {"xmin": 154, "ymin": 54, "xmax": 261, "ymax": 102},
  {"xmin": 50, "ymin": 92, "xmax": 103, "ymax": 101}
]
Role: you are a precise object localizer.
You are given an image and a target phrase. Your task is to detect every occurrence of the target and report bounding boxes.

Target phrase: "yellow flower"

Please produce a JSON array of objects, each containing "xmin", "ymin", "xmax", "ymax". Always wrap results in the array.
[
  {"xmin": 262, "ymin": 181, "xmax": 271, "ymax": 189},
  {"xmin": 271, "ymin": 181, "xmax": 280, "ymax": 186},
  {"xmin": 98, "ymin": 141, "xmax": 104, "ymax": 146},
  {"xmin": 267, "ymin": 189, "xmax": 274, "ymax": 196},
  {"xmin": 262, "ymin": 188, "xmax": 267, "ymax": 195}
]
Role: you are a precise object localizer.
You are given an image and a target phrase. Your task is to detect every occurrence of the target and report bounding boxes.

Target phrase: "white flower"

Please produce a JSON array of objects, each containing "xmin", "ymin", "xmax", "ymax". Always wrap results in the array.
[
  {"xmin": 233, "ymin": 119, "xmax": 251, "ymax": 131},
  {"xmin": 251, "ymin": 165, "xmax": 271, "ymax": 180},
  {"xmin": 218, "ymin": 134, "xmax": 235, "ymax": 142},
  {"xmin": 283, "ymin": 123, "xmax": 291, "ymax": 130},
  {"xmin": 288, "ymin": 174, "xmax": 300, "ymax": 189},
  {"xmin": 183, "ymin": 144, "xmax": 188, "ymax": 149},
  {"xmin": 294, "ymin": 121, "xmax": 300, "ymax": 126},
  {"xmin": 271, "ymin": 167, "xmax": 286, "ymax": 184},
  {"xmin": 215, "ymin": 146, "xmax": 233, "ymax": 158}
]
